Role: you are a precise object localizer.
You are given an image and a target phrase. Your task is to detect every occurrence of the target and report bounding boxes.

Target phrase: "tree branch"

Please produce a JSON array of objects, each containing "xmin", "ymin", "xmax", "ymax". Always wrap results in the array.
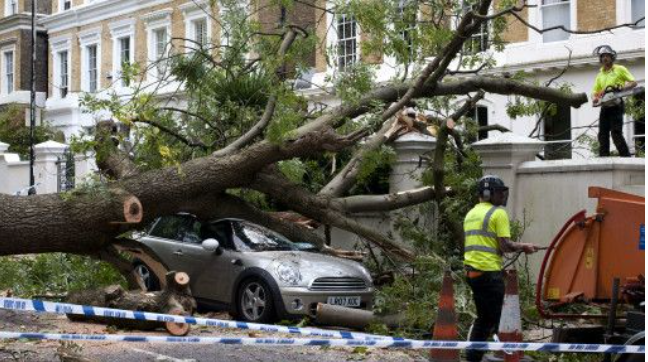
[
  {"xmin": 337, "ymin": 187, "xmax": 437, "ymax": 213},
  {"xmin": 212, "ymin": 26, "xmax": 306, "ymax": 157},
  {"xmin": 134, "ymin": 118, "xmax": 209, "ymax": 150},
  {"xmin": 251, "ymin": 168, "xmax": 415, "ymax": 261}
]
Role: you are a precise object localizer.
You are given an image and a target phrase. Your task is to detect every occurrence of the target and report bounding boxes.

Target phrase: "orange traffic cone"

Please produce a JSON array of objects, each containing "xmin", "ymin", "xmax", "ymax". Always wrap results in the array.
[
  {"xmin": 497, "ymin": 269, "xmax": 524, "ymax": 362},
  {"xmin": 429, "ymin": 270, "xmax": 460, "ymax": 362}
]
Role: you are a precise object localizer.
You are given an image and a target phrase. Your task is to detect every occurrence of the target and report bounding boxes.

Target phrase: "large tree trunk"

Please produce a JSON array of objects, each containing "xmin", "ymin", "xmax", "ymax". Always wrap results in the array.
[
  {"xmin": 66, "ymin": 272, "xmax": 196, "ymax": 336},
  {"xmin": 315, "ymin": 303, "xmax": 405, "ymax": 330}
]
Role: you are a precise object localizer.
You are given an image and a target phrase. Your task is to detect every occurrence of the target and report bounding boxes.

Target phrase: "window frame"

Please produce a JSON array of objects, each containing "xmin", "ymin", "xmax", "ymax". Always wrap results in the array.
[
  {"xmin": 78, "ymin": 28, "xmax": 102, "ymax": 93},
  {"xmin": 630, "ymin": 0, "xmax": 645, "ymax": 28},
  {"xmin": 86, "ymin": 44, "xmax": 98, "ymax": 93},
  {"xmin": 397, "ymin": 0, "xmax": 418, "ymax": 62},
  {"xmin": 460, "ymin": 1, "xmax": 491, "ymax": 55},
  {"xmin": 50, "ymin": 35, "xmax": 72, "ymax": 99},
  {"xmin": 58, "ymin": 50, "xmax": 69, "ymax": 98},
  {"xmin": 110, "ymin": 19, "xmax": 136, "ymax": 88},
  {"xmin": 143, "ymin": 9, "xmax": 173, "ymax": 81},
  {"xmin": 2, "ymin": 49, "xmax": 14, "ymax": 95},
  {"xmin": 180, "ymin": 1, "xmax": 213, "ymax": 53},
  {"xmin": 59, "ymin": 0, "xmax": 72, "ymax": 12},
  {"xmin": 5, "ymin": 0, "xmax": 17, "ymax": 16},
  {"xmin": 539, "ymin": 0, "xmax": 573, "ymax": 43},
  {"xmin": 336, "ymin": 13, "xmax": 358, "ymax": 71}
]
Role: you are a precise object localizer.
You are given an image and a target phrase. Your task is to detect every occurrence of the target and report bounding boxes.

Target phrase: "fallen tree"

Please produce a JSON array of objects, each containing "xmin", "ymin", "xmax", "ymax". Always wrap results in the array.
[
  {"xmin": 66, "ymin": 271, "xmax": 195, "ymax": 336},
  {"xmin": 0, "ymin": 0, "xmax": 614, "ymax": 277}
]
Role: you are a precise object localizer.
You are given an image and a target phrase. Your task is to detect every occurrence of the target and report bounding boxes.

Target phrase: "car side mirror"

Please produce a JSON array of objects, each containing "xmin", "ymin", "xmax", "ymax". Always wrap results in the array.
[{"xmin": 201, "ymin": 238, "xmax": 220, "ymax": 253}]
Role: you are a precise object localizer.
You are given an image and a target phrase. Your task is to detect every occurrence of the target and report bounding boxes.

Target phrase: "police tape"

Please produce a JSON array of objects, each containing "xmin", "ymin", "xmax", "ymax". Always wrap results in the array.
[
  {"xmin": 0, "ymin": 331, "xmax": 644, "ymax": 353},
  {"xmin": 0, "ymin": 297, "xmax": 387, "ymax": 341},
  {"xmin": 0, "ymin": 297, "xmax": 644, "ymax": 354}
]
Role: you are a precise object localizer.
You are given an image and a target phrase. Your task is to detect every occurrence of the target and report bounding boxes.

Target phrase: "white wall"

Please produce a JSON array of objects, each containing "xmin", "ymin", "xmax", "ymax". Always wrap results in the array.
[
  {"xmin": 0, "ymin": 140, "xmax": 95, "ymax": 195},
  {"xmin": 474, "ymin": 134, "xmax": 645, "ymax": 277}
]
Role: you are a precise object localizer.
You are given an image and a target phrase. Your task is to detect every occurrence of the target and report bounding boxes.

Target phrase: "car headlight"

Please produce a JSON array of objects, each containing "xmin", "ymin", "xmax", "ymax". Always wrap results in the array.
[{"xmin": 276, "ymin": 262, "xmax": 302, "ymax": 286}]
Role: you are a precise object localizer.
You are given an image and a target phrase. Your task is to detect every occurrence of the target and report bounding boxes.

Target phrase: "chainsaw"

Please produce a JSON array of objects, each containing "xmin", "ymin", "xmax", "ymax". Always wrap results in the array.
[{"xmin": 593, "ymin": 85, "xmax": 645, "ymax": 107}]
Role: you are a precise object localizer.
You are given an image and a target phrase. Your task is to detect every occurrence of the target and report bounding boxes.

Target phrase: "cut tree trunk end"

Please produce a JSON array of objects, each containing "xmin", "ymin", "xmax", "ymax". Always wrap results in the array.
[{"xmin": 65, "ymin": 271, "xmax": 196, "ymax": 336}]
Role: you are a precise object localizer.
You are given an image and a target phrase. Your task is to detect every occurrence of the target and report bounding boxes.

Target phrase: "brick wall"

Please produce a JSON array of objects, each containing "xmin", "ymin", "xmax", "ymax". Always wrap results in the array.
[
  {"xmin": 19, "ymin": 0, "xmax": 52, "ymax": 14},
  {"xmin": 578, "ymin": 0, "xmax": 616, "ymax": 31},
  {"xmin": 314, "ymin": 0, "xmax": 327, "ymax": 72},
  {"xmin": 18, "ymin": 30, "xmax": 49, "ymax": 93},
  {"xmin": 495, "ymin": 0, "xmax": 529, "ymax": 44}
]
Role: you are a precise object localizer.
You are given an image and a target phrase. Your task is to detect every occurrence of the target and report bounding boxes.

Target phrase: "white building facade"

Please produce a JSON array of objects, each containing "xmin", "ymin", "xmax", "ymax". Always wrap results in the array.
[{"xmin": 306, "ymin": 0, "xmax": 645, "ymax": 159}]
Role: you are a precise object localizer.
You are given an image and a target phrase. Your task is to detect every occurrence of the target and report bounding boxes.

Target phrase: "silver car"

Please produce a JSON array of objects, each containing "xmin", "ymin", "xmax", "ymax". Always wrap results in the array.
[{"xmin": 133, "ymin": 214, "xmax": 374, "ymax": 323}]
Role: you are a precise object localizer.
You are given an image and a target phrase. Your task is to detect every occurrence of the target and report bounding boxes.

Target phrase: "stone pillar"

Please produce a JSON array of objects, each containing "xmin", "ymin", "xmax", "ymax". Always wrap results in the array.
[
  {"xmin": 389, "ymin": 132, "xmax": 438, "ymax": 247},
  {"xmin": 472, "ymin": 133, "xmax": 545, "ymax": 217},
  {"xmin": 0, "ymin": 141, "xmax": 8, "ymax": 154},
  {"xmin": 389, "ymin": 132, "xmax": 437, "ymax": 193},
  {"xmin": 34, "ymin": 140, "xmax": 69, "ymax": 194}
]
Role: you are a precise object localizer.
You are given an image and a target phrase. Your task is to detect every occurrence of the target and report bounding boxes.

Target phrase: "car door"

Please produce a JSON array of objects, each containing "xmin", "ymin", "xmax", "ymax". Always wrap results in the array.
[
  {"xmin": 144, "ymin": 215, "xmax": 208, "ymax": 280},
  {"xmin": 187, "ymin": 220, "xmax": 241, "ymax": 304}
]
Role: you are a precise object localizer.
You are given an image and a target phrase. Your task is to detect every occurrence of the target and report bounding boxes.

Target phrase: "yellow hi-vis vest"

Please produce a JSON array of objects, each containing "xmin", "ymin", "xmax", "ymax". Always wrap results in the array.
[{"xmin": 463, "ymin": 203, "xmax": 511, "ymax": 271}]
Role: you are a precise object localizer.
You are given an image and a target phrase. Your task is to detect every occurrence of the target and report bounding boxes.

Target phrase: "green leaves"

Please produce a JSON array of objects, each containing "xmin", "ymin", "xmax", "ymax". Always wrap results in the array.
[
  {"xmin": 0, "ymin": 254, "xmax": 125, "ymax": 297},
  {"xmin": 0, "ymin": 104, "xmax": 56, "ymax": 159}
]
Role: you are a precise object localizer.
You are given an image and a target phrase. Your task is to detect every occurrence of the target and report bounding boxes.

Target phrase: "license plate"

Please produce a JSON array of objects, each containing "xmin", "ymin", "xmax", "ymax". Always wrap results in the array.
[{"xmin": 327, "ymin": 296, "xmax": 361, "ymax": 307}]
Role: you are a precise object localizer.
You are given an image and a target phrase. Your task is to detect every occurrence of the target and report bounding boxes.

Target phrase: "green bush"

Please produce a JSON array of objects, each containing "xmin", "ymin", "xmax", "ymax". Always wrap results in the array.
[{"xmin": 0, "ymin": 254, "xmax": 126, "ymax": 297}]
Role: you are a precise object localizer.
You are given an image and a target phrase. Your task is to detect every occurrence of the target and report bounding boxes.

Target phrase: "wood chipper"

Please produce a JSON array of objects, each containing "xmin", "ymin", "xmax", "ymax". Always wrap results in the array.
[{"xmin": 536, "ymin": 187, "xmax": 645, "ymax": 361}]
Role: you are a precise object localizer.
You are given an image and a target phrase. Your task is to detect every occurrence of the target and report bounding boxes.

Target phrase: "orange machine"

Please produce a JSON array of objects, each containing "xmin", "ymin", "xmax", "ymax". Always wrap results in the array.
[{"xmin": 536, "ymin": 187, "xmax": 645, "ymax": 319}]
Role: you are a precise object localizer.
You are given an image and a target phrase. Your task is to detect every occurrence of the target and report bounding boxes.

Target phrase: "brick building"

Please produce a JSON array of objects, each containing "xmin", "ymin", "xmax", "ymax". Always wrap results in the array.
[
  {"xmin": 0, "ymin": 0, "xmax": 50, "ymax": 122},
  {"xmin": 306, "ymin": 0, "xmax": 645, "ymax": 159}
]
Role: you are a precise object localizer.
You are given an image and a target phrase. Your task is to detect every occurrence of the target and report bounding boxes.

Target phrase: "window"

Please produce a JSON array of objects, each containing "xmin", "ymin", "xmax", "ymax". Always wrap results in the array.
[
  {"xmin": 6, "ymin": 0, "xmax": 17, "ymax": 16},
  {"xmin": 541, "ymin": 0, "xmax": 570, "ymax": 43},
  {"xmin": 467, "ymin": 106, "xmax": 489, "ymax": 141},
  {"xmin": 154, "ymin": 28, "xmax": 169, "ymax": 75},
  {"xmin": 336, "ymin": 14, "xmax": 357, "ymax": 71},
  {"xmin": 62, "ymin": 0, "xmax": 71, "ymax": 11},
  {"xmin": 398, "ymin": 0, "xmax": 417, "ymax": 60},
  {"xmin": 461, "ymin": 1, "xmax": 489, "ymax": 54},
  {"xmin": 193, "ymin": 18, "xmax": 208, "ymax": 48},
  {"xmin": 118, "ymin": 37, "xmax": 131, "ymax": 86},
  {"xmin": 86, "ymin": 45, "xmax": 98, "ymax": 92},
  {"xmin": 543, "ymin": 105, "xmax": 572, "ymax": 159},
  {"xmin": 150, "ymin": 216, "xmax": 188, "ymax": 241},
  {"xmin": 4, "ymin": 51, "xmax": 13, "ymax": 94},
  {"xmin": 631, "ymin": 0, "xmax": 645, "ymax": 28},
  {"xmin": 59, "ymin": 51, "xmax": 69, "ymax": 98},
  {"xmin": 150, "ymin": 215, "xmax": 203, "ymax": 244}
]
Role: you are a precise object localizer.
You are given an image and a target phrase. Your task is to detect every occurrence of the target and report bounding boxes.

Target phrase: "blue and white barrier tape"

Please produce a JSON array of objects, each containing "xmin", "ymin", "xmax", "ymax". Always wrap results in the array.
[
  {"xmin": 0, "ymin": 298, "xmax": 643, "ymax": 354},
  {"xmin": 0, "ymin": 331, "xmax": 644, "ymax": 353},
  {"xmin": 0, "ymin": 297, "xmax": 387, "ymax": 341}
]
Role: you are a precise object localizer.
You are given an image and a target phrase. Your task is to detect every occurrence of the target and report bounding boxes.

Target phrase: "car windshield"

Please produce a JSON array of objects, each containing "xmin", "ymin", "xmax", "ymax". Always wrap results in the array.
[{"xmin": 232, "ymin": 221, "xmax": 301, "ymax": 252}]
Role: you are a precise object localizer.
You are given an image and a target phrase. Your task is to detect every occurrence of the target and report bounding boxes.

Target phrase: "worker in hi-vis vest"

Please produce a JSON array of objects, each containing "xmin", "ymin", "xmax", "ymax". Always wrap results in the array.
[
  {"xmin": 463, "ymin": 175, "xmax": 538, "ymax": 362},
  {"xmin": 591, "ymin": 45, "xmax": 637, "ymax": 157}
]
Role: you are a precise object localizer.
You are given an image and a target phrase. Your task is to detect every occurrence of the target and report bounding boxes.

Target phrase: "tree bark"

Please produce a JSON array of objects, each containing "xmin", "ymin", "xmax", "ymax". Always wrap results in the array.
[
  {"xmin": 66, "ymin": 271, "xmax": 195, "ymax": 336},
  {"xmin": 315, "ymin": 303, "xmax": 405, "ymax": 330}
]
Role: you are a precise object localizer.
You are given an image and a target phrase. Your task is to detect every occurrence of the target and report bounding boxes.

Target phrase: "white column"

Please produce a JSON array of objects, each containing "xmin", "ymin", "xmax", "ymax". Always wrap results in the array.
[
  {"xmin": 34, "ymin": 140, "xmax": 69, "ymax": 194},
  {"xmin": 389, "ymin": 133, "xmax": 437, "ymax": 193},
  {"xmin": 472, "ymin": 133, "xmax": 546, "ymax": 218}
]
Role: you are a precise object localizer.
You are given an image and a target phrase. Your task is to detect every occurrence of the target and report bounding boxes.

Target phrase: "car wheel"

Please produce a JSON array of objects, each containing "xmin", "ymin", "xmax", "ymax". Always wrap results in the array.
[
  {"xmin": 237, "ymin": 279, "xmax": 275, "ymax": 323},
  {"xmin": 133, "ymin": 260, "xmax": 160, "ymax": 291}
]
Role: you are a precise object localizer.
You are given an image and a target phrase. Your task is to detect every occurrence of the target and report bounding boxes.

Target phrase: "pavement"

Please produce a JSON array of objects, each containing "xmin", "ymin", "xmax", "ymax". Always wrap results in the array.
[{"xmin": 0, "ymin": 309, "xmax": 429, "ymax": 362}]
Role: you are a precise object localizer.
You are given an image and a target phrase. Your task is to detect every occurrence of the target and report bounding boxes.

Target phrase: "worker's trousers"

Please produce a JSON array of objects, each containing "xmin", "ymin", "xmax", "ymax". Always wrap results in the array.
[
  {"xmin": 599, "ymin": 104, "xmax": 631, "ymax": 157},
  {"xmin": 466, "ymin": 270, "xmax": 505, "ymax": 362}
]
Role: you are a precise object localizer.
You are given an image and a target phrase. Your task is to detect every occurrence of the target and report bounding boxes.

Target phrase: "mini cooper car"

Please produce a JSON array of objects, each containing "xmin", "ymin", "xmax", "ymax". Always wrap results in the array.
[{"xmin": 133, "ymin": 214, "xmax": 374, "ymax": 322}]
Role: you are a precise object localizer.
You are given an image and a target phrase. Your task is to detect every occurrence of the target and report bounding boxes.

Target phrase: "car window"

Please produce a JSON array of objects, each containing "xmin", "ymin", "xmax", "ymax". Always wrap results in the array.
[
  {"xmin": 182, "ymin": 219, "xmax": 203, "ymax": 244},
  {"xmin": 202, "ymin": 221, "xmax": 235, "ymax": 250},
  {"xmin": 149, "ymin": 216, "xmax": 188, "ymax": 241},
  {"xmin": 232, "ymin": 221, "xmax": 299, "ymax": 252},
  {"xmin": 149, "ymin": 215, "xmax": 202, "ymax": 244}
]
